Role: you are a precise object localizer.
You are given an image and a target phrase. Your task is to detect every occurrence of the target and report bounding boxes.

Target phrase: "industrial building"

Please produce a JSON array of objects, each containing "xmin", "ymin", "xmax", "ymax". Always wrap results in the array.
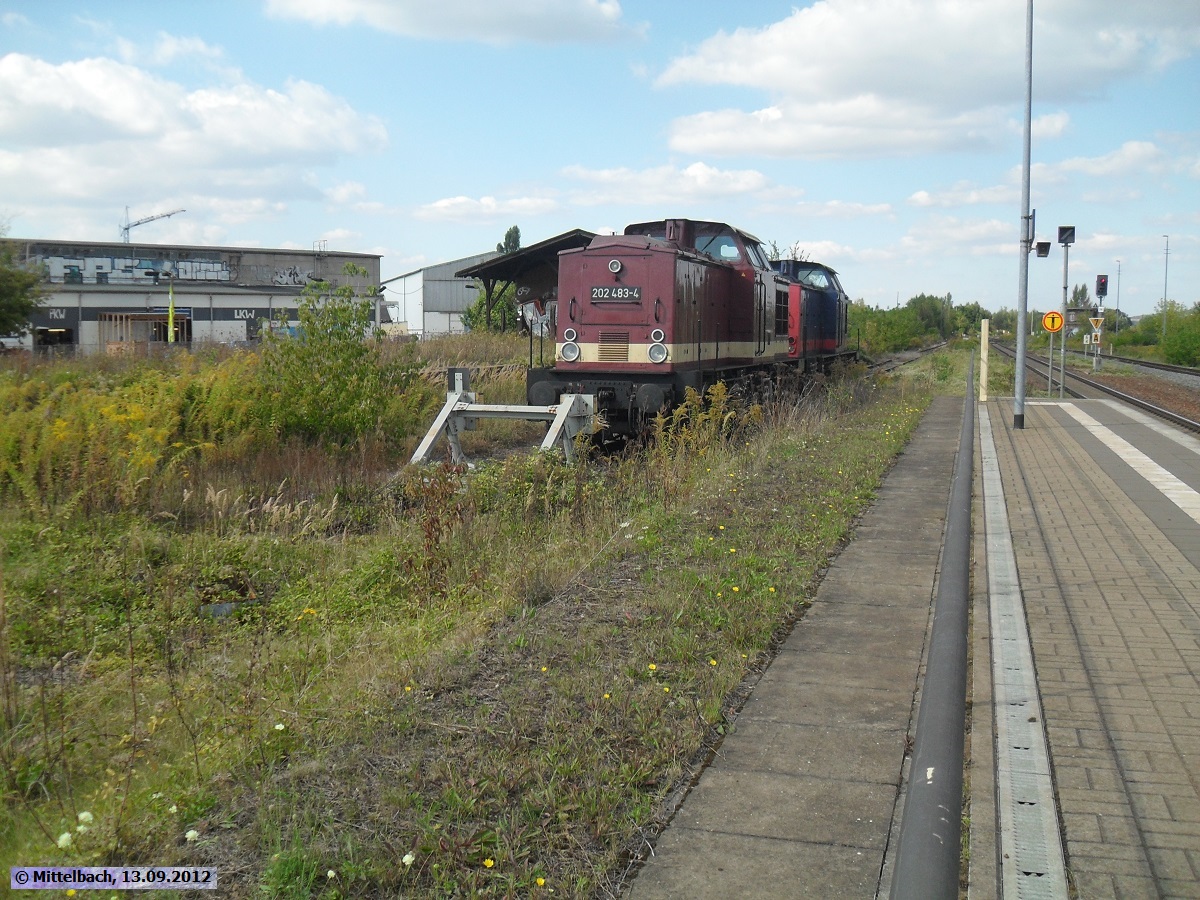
[
  {"xmin": 382, "ymin": 251, "xmax": 498, "ymax": 335},
  {"xmin": 5, "ymin": 238, "xmax": 382, "ymax": 354}
]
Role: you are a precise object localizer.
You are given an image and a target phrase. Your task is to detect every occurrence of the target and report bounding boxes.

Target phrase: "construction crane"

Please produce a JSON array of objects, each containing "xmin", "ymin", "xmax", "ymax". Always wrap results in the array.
[{"xmin": 120, "ymin": 206, "xmax": 185, "ymax": 242}]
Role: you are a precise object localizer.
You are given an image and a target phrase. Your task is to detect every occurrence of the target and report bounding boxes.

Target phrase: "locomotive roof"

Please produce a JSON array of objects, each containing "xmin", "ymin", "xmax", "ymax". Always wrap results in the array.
[{"xmin": 622, "ymin": 219, "xmax": 765, "ymax": 246}]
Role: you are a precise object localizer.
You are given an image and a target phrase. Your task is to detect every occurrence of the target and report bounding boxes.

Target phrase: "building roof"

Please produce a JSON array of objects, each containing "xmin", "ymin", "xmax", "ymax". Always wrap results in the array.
[
  {"xmin": 454, "ymin": 229, "xmax": 597, "ymax": 282},
  {"xmin": 11, "ymin": 237, "xmax": 380, "ymax": 260}
]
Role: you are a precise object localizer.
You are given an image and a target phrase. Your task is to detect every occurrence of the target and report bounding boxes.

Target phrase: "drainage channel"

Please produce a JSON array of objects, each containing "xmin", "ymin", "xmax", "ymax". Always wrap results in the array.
[{"xmin": 978, "ymin": 407, "xmax": 1069, "ymax": 899}]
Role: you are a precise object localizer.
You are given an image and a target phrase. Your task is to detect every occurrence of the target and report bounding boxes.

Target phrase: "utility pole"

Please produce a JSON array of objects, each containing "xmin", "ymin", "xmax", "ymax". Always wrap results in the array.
[{"xmin": 1013, "ymin": 0, "xmax": 1034, "ymax": 429}]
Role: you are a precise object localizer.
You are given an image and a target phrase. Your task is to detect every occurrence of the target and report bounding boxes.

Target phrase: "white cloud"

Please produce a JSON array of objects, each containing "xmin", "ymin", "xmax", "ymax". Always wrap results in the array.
[
  {"xmin": 900, "ymin": 215, "xmax": 1014, "ymax": 258},
  {"xmin": 326, "ymin": 181, "xmax": 367, "ymax": 204},
  {"xmin": 909, "ymin": 183, "xmax": 1016, "ymax": 208},
  {"xmin": 414, "ymin": 195, "xmax": 559, "ymax": 222},
  {"xmin": 115, "ymin": 32, "xmax": 227, "ymax": 67},
  {"xmin": 790, "ymin": 200, "xmax": 893, "ymax": 218},
  {"xmin": 0, "ymin": 54, "xmax": 182, "ymax": 146},
  {"xmin": 1030, "ymin": 140, "xmax": 1169, "ymax": 189},
  {"xmin": 319, "ymin": 227, "xmax": 361, "ymax": 244},
  {"xmin": 1032, "ymin": 112, "xmax": 1071, "ymax": 140},
  {"xmin": 669, "ymin": 99, "xmax": 1003, "ymax": 159},
  {"xmin": 265, "ymin": 0, "xmax": 636, "ymax": 44},
  {"xmin": 562, "ymin": 162, "xmax": 772, "ymax": 205},
  {"xmin": 0, "ymin": 51, "xmax": 387, "ymax": 218},
  {"xmin": 656, "ymin": 0, "xmax": 1200, "ymax": 159}
]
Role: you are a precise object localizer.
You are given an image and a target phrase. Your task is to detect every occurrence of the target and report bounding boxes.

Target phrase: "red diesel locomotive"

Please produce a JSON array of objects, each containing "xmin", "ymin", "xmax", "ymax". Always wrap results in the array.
[{"xmin": 526, "ymin": 218, "xmax": 853, "ymax": 435}]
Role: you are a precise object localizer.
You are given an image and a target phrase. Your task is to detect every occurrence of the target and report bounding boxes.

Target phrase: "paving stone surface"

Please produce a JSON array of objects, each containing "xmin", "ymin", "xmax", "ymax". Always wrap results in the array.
[{"xmin": 985, "ymin": 399, "xmax": 1200, "ymax": 899}]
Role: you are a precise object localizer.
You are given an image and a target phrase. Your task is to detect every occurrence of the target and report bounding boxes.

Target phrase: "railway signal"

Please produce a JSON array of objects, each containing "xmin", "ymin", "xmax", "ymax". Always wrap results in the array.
[{"xmin": 1096, "ymin": 274, "xmax": 1108, "ymax": 297}]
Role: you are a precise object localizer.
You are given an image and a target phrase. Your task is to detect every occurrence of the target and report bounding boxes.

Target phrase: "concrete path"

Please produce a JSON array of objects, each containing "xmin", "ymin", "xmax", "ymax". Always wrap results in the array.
[{"xmin": 626, "ymin": 395, "xmax": 963, "ymax": 898}]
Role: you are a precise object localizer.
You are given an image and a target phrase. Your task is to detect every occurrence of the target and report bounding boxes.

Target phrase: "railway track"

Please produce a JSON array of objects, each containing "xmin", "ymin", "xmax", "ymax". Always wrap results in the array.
[
  {"xmin": 868, "ymin": 340, "xmax": 948, "ymax": 375},
  {"xmin": 1062, "ymin": 348, "xmax": 1200, "ymax": 382},
  {"xmin": 994, "ymin": 343, "xmax": 1200, "ymax": 433}
]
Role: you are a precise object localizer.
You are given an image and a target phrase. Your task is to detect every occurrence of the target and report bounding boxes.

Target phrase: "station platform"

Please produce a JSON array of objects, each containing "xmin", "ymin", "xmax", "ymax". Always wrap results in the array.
[
  {"xmin": 977, "ymin": 398, "xmax": 1200, "ymax": 898},
  {"xmin": 625, "ymin": 394, "xmax": 1200, "ymax": 899}
]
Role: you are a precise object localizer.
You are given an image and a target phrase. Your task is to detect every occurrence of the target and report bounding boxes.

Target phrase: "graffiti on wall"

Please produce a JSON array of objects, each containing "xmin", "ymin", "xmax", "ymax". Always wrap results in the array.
[
  {"xmin": 272, "ymin": 265, "xmax": 316, "ymax": 286},
  {"xmin": 45, "ymin": 255, "xmax": 231, "ymax": 285}
]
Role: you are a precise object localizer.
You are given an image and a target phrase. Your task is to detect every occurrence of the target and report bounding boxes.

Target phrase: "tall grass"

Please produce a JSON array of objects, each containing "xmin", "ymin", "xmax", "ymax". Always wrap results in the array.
[{"xmin": 0, "ymin": 340, "xmax": 945, "ymax": 896}]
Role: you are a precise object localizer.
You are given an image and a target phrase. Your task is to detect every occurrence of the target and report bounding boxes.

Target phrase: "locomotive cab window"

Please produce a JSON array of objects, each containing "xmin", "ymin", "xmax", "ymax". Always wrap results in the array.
[
  {"xmin": 746, "ymin": 242, "xmax": 771, "ymax": 269},
  {"xmin": 695, "ymin": 232, "xmax": 742, "ymax": 262},
  {"xmin": 774, "ymin": 286, "xmax": 789, "ymax": 334}
]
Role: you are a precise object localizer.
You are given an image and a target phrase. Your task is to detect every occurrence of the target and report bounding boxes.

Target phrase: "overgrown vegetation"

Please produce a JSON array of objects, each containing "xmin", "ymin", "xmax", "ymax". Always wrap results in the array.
[
  {"xmin": 850, "ymin": 292, "xmax": 972, "ymax": 355},
  {"xmin": 0, "ymin": 234, "xmax": 45, "ymax": 337},
  {"xmin": 0, "ymin": 326, "xmax": 956, "ymax": 896}
]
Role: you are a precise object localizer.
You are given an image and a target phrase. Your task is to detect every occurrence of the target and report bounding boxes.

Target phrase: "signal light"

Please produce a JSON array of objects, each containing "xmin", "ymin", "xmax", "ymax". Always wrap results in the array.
[{"xmin": 1096, "ymin": 274, "xmax": 1109, "ymax": 297}]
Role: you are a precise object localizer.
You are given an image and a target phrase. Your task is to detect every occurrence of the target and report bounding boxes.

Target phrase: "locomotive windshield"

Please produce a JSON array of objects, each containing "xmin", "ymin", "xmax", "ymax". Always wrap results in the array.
[
  {"xmin": 694, "ymin": 232, "xmax": 741, "ymax": 261},
  {"xmin": 623, "ymin": 220, "xmax": 745, "ymax": 263}
]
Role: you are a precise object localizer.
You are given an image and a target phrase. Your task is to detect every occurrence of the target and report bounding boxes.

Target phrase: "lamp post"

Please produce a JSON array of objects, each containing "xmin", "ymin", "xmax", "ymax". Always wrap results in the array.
[{"xmin": 1013, "ymin": 0, "xmax": 1035, "ymax": 429}]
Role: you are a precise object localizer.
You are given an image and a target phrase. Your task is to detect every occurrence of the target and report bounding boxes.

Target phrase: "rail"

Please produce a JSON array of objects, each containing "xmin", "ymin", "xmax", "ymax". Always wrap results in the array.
[
  {"xmin": 994, "ymin": 344, "xmax": 1200, "ymax": 433},
  {"xmin": 889, "ymin": 359, "xmax": 975, "ymax": 900},
  {"xmin": 1072, "ymin": 347, "xmax": 1200, "ymax": 379}
]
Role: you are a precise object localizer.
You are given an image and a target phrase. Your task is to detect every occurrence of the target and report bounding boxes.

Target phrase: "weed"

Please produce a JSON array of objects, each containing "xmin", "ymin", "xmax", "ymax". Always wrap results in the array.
[{"xmin": 0, "ymin": 340, "xmax": 946, "ymax": 894}]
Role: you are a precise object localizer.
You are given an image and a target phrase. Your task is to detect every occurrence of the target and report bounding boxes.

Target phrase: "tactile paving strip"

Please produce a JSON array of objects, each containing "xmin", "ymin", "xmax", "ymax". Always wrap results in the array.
[{"xmin": 979, "ymin": 408, "xmax": 1069, "ymax": 899}]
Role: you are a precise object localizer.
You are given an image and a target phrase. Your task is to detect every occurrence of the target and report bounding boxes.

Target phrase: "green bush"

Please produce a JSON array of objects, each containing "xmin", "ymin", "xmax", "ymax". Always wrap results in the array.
[
  {"xmin": 1161, "ymin": 308, "xmax": 1200, "ymax": 366},
  {"xmin": 258, "ymin": 266, "xmax": 425, "ymax": 444}
]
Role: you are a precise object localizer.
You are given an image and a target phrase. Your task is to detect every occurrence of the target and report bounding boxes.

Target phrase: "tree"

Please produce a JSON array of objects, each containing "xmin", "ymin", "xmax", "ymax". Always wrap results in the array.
[
  {"xmin": 990, "ymin": 307, "xmax": 1018, "ymax": 334},
  {"xmin": 1070, "ymin": 283, "xmax": 1091, "ymax": 307},
  {"xmin": 954, "ymin": 301, "xmax": 992, "ymax": 334},
  {"xmin": 907, "ymin": 293, "xmax": 954, "ymax": 339},
  {"xmin": 0, "ymin": 235, "xmax": 45, "ymax": 336},
  {"xmin": 1161, "ymin": 302, "xmax": 1200, "ymax": 366},
  {"xmin": 258, "ymin": 263, "xmax": 415, "ymax": 443},
  {"xmin": 496, "ymin": 226, "xmax": 521, "ymax": 255},
  {"xmin": 461, "ymin": 282, "xmax": 519, "ymax": 332},
  {"xmin": 766, "ymin": 240, "xmax": 809, "ymax": 262}
]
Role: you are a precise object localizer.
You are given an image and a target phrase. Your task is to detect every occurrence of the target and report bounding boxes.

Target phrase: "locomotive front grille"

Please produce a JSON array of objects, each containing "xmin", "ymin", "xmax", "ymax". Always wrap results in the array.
[{"xmin": 597, "ymin": 331, "xmax": 630, "ymax": 362}]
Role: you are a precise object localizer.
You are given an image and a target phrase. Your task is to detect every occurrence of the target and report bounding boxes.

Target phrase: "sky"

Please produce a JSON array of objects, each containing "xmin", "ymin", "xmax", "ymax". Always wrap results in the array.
[{"xmin": 1, "ymin": 0, "xmax": 1198, "ymax": 320}]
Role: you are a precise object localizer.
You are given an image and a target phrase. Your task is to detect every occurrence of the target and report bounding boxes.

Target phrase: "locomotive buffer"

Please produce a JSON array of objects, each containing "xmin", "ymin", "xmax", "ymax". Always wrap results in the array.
[{"xmin": 410, "ymin": 368, "xmax": 595, "ymax": 465}]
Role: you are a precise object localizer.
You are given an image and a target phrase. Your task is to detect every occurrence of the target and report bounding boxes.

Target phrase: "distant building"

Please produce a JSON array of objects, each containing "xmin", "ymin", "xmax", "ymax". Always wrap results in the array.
[
  {"xmin": 383, "ymin": 251, "xmax": 499, "ymax": 335},
  {"xmin": 5, "ymin": 238, "xmax": 381, "ymax": 354}
]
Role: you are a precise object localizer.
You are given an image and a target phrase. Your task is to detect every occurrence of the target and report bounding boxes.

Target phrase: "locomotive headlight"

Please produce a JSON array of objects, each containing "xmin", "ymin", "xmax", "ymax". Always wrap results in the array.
[
  {"xmin": 560, "ymin": 341, "xmax": 581, "ymax": 362},
  {"xmin": 563, "ymin": 327, "xmax": 578, "ymax": 342},
  {"xmin": 608, "ymin": 259, "xmax": 622, "ymax": 274},
  {"xmin": 651, "ymin": 328, "xmax": 665, "ymax": 343},
  {"xmin": 648, "ymin": 343, "xmax": 668, "ymax": 364}
]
